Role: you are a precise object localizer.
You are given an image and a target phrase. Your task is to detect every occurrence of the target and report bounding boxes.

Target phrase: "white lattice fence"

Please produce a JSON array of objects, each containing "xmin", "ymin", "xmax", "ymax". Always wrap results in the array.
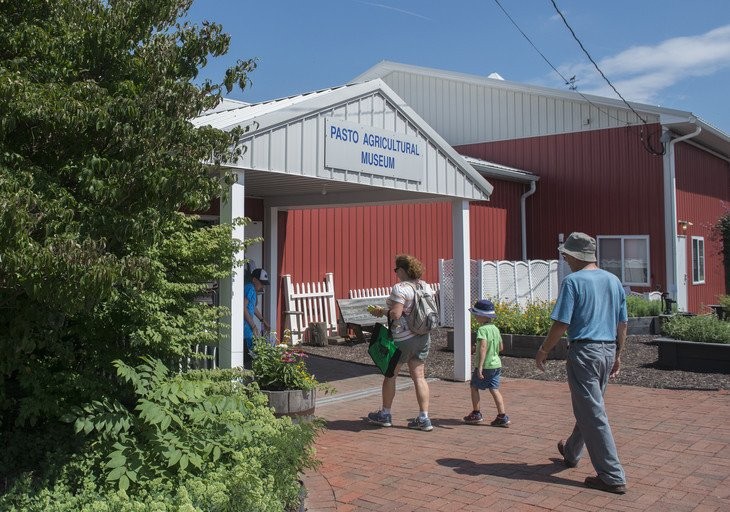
[
  {"xmin": 439, "ymin": 259, "xmax": 559, "ymax": 327},
  {"xmin": 282, "ymin": 273, "xmax": 337, "ymax": 345}
]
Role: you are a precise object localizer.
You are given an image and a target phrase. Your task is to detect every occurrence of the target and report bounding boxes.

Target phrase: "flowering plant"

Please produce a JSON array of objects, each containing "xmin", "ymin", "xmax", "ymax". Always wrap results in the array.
[{"xmin": 251, "ymin": 335, "xmax": 319, "ymax": 391}]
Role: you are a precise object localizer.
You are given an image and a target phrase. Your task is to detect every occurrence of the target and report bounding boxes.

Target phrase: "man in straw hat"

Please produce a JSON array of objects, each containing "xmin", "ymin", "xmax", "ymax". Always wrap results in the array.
[{"xmin": 535, "ymin": 232, "xmax": 628, "ymax": 494}]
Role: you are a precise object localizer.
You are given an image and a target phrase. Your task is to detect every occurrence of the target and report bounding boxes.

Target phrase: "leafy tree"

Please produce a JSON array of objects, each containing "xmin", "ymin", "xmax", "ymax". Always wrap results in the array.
[
  {"xmin": 0, "ymin": 0, "xmax": 255, "ymax": 480},
  {"xmin": 713, "ymin": 210, "xmax": 730, "ymax": 293}
]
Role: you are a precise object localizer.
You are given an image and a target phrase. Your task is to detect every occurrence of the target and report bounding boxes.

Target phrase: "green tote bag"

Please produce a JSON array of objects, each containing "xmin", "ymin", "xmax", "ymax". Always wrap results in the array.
[{"xmin": 368, "ymin": 322, "xmax": 401, "ymax": 377}]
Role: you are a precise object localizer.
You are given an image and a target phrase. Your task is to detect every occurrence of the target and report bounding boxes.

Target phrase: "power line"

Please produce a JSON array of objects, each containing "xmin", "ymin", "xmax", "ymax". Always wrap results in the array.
[
  {"xmin": 491, "ymin": 0, "xmax": 664, "ymax": 155},
  {"xmin": 492, "ymin": 0, "xmax": 574, "ymax": 89},
  {"xmin": 549, "ymin": 0, "xmax": 649, "ymax": 125},
  {"xmin": 491, "ymin": 0, "xmax": 633, "ymax": 126}
]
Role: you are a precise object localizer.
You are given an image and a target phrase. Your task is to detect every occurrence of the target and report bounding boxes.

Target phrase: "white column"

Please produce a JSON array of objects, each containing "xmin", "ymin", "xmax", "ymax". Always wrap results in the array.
[
  {"xmin": 663, "ymin": 123, "xmax": 700, "ymax": 310},
  {"xmin": 219, "ymin": 174, "xmax": 246, "ymax": 368},
  {"xmin": 452, "ymin": 199, "xmax": 471, "ymax": 382},
  {"xmin": 662, "ymin": 144, "xmax": 678, "ymax": 301},
  {"xmin": 263, "ymin": 204, "xmax": 279, "ymax": 336}
]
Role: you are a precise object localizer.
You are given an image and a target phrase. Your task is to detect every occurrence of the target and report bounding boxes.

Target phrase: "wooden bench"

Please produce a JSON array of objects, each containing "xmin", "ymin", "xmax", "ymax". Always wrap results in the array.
[{"xmin": 337, "ymin": 297, "xmax": 388, "ymax": 343}]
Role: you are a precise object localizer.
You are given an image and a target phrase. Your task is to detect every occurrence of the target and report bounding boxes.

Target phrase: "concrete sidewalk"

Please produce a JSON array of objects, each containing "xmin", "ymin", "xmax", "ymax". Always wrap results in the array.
[{"xmin": 302, "ymin": 356, "xmax": 730, "ymax": 511}]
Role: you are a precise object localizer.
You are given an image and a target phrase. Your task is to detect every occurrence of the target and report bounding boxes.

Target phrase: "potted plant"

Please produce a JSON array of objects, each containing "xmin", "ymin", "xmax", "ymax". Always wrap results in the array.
[{"xmin": 252, "ymin": 336, "xmax": 325, "ymax": 417}]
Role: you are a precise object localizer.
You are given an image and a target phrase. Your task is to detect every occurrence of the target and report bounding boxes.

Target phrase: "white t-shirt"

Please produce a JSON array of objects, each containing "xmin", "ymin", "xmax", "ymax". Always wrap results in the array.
[{"xmin": 387, "ymin": 280, "xmax": 433, "ymax": 341}]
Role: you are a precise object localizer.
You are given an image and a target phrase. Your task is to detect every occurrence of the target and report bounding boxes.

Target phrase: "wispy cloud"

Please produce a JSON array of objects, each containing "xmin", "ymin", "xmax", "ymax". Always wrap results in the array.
[
  {"xmin": 353, "ymin": 0, "xmax": 432, "ymax": 21},
  {"xmin": 558, "ymin": 24, "xmax": 730, "ymax": 104}
]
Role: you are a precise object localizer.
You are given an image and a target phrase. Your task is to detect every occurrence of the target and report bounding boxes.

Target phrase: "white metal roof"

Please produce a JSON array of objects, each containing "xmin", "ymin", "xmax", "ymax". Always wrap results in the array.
[
  {"xmin": 193, "ymin": 79, "xmax": 495, "ymax": 207},
  {"xmin": 353, "ymin": 61, "xmax": 730, "ymax": 159},
  {"xmin": 462, "ymin": 156, "xmax": 538, "ymax": 184}
]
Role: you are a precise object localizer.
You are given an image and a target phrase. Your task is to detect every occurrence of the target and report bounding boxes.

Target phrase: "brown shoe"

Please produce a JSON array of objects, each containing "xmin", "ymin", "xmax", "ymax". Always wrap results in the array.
[
  {"xmin": 584, "ymin": 475, "xmax": 627, "ymax": 494},
  {"xmin": 557, "ymin": 440, "xmax": 577, "ymax": 468}
]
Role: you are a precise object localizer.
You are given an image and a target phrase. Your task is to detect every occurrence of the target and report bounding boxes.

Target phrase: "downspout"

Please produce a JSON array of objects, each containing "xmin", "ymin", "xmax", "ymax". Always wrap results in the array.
[
  {"xmin": 663, "ymin": 119, "xmax": 701, "ymax": 308},
  {"xmin": 520, "ymin": 181, "xmax": 537, "ymax": 261}
]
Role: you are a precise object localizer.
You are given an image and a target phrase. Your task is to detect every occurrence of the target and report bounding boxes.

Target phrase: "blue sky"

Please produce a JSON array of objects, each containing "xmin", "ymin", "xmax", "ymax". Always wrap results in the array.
[{"xmin": 187, "ymin": 1, "xmax": 730, "ymax": 134}]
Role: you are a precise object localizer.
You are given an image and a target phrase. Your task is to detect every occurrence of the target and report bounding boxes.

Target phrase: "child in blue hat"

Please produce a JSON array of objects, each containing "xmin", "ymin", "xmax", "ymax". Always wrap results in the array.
[{"xmin": 464, "ymin": 299, "xmax": 510, "ymax": 427}]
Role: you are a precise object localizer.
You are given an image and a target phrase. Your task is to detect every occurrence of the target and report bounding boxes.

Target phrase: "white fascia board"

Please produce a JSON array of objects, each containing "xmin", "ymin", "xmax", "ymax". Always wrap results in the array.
[
  {"xmin": 463, "ymin": 157, "xmax": 538, "ymax": 184},
  {"xmin": 661, "ymin": 113, "xmax": 730, "ymax": 140}
]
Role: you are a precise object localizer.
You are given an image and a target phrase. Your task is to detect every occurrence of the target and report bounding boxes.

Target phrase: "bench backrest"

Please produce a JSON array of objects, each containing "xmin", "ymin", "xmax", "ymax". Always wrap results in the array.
[
  {"xmin": 337, "ymin": 297, "xmax": 387, "ymax": 328},
  {"xmin": 340, "ymin": 282, "xmax": 441, "ymax": 329}
]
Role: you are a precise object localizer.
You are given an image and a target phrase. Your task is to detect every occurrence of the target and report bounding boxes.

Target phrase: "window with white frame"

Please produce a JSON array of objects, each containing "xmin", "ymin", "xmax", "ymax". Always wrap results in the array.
[
  {"xmin": 597, "ymin": 236, "xmax": 650, "ymax": 286},
  {"xmin": 692, "ymin": 237, "xmax": 705, "ymax": 284}
]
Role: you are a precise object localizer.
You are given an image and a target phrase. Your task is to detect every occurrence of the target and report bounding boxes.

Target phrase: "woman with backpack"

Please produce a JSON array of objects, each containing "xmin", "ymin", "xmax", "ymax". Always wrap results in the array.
[{"xmin": 367, "ymin": 254, "xmax": 436, "ymax": 432}]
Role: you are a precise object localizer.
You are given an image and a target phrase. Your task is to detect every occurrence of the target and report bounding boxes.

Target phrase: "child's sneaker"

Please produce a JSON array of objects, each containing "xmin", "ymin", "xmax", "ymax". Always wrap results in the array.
[
  {"xmin": 367, "ymin": 410, "xmax": 392, "ymax": 427},
  {"xmin": 463, "ymin": 411, "xmax": 484, "ymax": 424},
  {"xmin": 407, "ymin": 416, "xmax": 433, "ymax": 431},
  {"xmin": 490, "ymin": 414, "xmax": 510, "ymax": 427}
]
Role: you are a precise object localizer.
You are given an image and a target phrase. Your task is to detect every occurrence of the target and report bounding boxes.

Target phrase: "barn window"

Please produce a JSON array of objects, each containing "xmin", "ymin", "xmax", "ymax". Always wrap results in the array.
[
  {"xmin": 692, "ymin": 237, "xmax": 705, "ymax": 284},
  {"xmin": 597, "ymin": 236, "xmax": 650, "ymax": 286}
]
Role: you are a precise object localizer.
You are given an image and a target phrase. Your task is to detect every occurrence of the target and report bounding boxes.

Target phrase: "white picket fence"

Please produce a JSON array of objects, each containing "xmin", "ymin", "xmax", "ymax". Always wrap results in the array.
[
  {"xmin": 349, "ymin": 282, "xmax": 441, "ymax": 300},
  {"xmin": 349, "ymin": 286, "xmax": 392, "ymax": 298},
  {"xmin": 282, "ymin": 273, "xmax": 338, "ymax": 345},
  {"xmin": 438, "ymin": 258, "xmax": 559, "ymax": 328}
]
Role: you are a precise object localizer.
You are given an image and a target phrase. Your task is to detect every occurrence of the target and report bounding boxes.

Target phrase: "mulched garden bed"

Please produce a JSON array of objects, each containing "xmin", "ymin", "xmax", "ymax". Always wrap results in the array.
[{"xmin": 300, "ymin": 328, "xmax": 729, "ymax": 391}]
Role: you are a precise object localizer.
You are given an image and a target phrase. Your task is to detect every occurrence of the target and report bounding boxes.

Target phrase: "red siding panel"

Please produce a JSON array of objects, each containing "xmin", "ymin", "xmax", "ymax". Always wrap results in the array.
[
  {"xmin": 675, "ymin": 142, "xmax": 730, "ymax": 312},
  {"xmin": 270, "ymin": 124, "xmax": 728, "ymax": 322},
  {"xmin": 458, "ymin": 124, "xmax": 668, "ymax": 293},
  {"xmin": 275, "ymin": 187, "xmax": 524, "ymax": 327}
]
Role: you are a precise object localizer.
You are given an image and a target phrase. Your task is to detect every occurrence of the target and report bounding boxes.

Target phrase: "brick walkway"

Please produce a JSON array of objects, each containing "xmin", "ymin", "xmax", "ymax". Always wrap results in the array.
[{"xmin": 302, "ymin": 356, "xmax": 730, "ymax": 511}]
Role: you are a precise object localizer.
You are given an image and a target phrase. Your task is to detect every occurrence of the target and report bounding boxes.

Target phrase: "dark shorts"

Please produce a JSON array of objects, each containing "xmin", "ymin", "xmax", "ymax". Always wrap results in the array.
[{"xmin": 470, "ymin": 367, "xmax": 502, "ymax": 390}]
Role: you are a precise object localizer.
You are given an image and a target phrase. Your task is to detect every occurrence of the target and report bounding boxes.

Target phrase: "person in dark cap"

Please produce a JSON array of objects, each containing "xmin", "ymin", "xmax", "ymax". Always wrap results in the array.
[
  {"xmin": 536, "ymin": 232, "xmax": 628, "ymax": 494},
  {"xmin": 244, "ymin": 268, "xmax": 270, "ymax": 362},
  {"xmin": 463, "ymin": 299, "xmax": 510, "ymax": 427}
]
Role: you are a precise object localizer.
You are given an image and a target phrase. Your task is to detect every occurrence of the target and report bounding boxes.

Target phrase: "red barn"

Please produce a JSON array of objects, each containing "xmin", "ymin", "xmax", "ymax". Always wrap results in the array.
[{"xmin": 348, "ymin": 62, "xmax": 730, "ymax": 313}]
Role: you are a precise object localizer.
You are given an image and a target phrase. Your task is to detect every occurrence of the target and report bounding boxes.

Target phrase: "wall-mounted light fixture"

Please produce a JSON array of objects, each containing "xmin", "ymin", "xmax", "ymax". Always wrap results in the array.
[
  {"xmin": 677, "ymin": 220, "xmax": 693, "ymax": 231},
  {"xmin": 321, "ymin": 184, "xmax": 328, "ymax": 196}
]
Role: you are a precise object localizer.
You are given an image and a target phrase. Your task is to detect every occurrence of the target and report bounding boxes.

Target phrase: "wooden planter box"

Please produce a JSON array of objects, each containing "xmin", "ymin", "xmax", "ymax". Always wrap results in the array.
[
  {"xmin": 627, "ymin": 316, "xmax": 661, "ymax": 335},
  {"xmin": 261, "ymin": 389, "xmax": 316, "ymax": 418},
  {"xmin": 445, "ymin": 330, "xmax": 476, "ymax": 351},
  {"xmin": 446, "ymin": 331, "xmax": 567, "ymax": 360},
  {"xmin": 501, "ymin": 334, "xmax": 568, "ymax": 360},
  {"xmin": 656, "ymin": 338, "xmax": 730, "ymax": 372}
]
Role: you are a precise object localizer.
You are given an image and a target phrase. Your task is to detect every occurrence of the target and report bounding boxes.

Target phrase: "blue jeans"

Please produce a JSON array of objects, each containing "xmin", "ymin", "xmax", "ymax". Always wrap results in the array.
[{"xmin": 563, "ymin": 342, "xmax": 626, "ymax": 485}]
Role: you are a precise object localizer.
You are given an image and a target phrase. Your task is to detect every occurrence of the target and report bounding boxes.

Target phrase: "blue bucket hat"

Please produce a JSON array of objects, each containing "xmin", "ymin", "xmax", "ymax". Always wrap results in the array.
[{"xmin": 469, "ymin": 299, "xmax": 497, "ymax": 318}]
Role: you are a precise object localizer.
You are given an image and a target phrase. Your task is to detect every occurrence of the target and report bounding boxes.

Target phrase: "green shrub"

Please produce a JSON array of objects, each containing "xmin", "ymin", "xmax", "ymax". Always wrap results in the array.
[
  {"xmin": 626, "ymin": 295, "xmax": 663, "ymax": 317},
  {"xmin": 718, "ymin": 295, "xmax": 730, "ymax": 311},
  {"xmin": 0, "ymin": 359, "xmax": 322, "ymax": 511},
  {"xmin": 485, "ymin": 300, "xmax": 555, "ymax": 336},
  {"xmin": 662, "ymin": 315, "xmax": 730, "ymax": 344}
]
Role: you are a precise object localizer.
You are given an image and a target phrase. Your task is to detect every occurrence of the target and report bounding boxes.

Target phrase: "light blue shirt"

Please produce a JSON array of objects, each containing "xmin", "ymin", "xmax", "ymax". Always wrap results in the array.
[{"xmin": 551, "ymin": 268, "xmax": 627, "ymax": 341}]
